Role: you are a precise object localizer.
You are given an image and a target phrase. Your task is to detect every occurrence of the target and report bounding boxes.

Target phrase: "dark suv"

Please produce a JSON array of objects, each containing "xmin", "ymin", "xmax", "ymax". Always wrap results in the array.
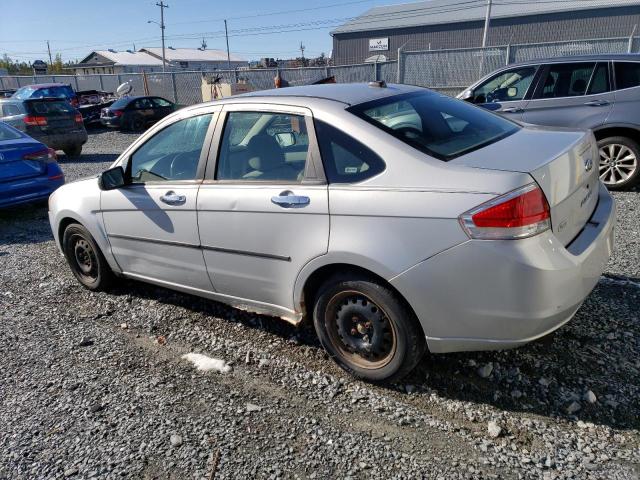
[
  {"xmin": 460, "ymin": 54, "xmax": 640, "ymax": 190},
  {"xmin": 0, "ymin": 98, "xmax": 88, "ymax": 157}
]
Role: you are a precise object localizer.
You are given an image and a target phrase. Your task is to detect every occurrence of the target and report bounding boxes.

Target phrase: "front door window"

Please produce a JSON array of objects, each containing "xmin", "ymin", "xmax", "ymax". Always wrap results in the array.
[{"xmin": 472, "ymin": 66, "xmax": 537, "ymax": 104}]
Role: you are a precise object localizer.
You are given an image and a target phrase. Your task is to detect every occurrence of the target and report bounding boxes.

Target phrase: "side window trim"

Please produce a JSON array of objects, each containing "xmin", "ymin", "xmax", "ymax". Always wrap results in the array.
[
  {"xmin": 122, "ymin": 111, "xmax": 219, "ymax": 186},
  {"xmin": 203, "ymin": 106, "xmax": 326, "ymax": 185}
]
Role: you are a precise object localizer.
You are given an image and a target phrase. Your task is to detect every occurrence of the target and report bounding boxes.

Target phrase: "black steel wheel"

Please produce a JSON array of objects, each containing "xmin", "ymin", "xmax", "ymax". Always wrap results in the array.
[
  {"xmin": 62, "ymin": 223, "xmax": 113, "ymax": 291},
  {"xmin": 313, "ymin": 274, "xmax": 426, "ymax": 382}
]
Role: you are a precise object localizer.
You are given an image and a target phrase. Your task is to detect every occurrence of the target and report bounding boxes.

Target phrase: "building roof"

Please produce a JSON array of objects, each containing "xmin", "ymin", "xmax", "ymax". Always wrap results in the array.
[
  {"xmin": 140, "ymin": 47, "xmax": 246, "ymax": 63},
  {"xmin": 332, "ymin": 0, "xmax": 640, "ymax": 35},
  {"xmin": 78, "ymin": 50, "xmax": 163, "ymax": 66}
]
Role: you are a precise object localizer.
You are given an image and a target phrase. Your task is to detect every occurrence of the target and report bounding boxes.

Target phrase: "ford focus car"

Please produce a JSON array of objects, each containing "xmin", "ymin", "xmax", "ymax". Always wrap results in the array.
[{"xmin": 48, "ymin": 83, "xmax": 615, "ymax": 382}]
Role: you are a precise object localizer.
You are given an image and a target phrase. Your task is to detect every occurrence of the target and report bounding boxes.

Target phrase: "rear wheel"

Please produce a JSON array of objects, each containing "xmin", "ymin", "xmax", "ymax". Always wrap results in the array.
[
  {"xmin": 63, "ymin": 145, "xmax": 82, "ymax": 158},
  {"xmin": 62, "ymin": 223, "xmax": 113, "ymax": 291},
  {"xmin": 313, "ymin": 274, "xmax": 426, "ymax": 383},
  {"xmin": 597, "ymin": 136, "xmax": 640, "ymax": 190}
]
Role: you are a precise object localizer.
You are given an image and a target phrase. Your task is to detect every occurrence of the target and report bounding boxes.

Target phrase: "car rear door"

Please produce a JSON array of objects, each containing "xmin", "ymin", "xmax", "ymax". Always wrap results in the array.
[
  {"xmin": 197, "ymin": 104, "xmax": 329, "ymax": 314},
  {"xmin": 101, "ymin": 109, "xmax": 219, "ymax": 291},
  {"xmin": 522, "ymin": 62, "xmax": 614, "ymax": 129}
]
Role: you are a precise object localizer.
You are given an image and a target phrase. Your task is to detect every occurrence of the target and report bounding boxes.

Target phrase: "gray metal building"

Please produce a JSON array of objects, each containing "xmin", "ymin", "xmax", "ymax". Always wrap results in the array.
[{"xmin": 331, "ymin": 0, "xmax": 640, "ymax": 65}]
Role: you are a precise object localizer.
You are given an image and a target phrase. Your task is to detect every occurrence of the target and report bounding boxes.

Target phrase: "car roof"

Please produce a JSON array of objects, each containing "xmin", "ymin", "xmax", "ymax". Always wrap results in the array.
[
  {"xmin": 227, "ymin": 83, "xmax": 427, "ymax": 107},
  {"xmin": 507, "ymin": 53, "xmax": 640, "ymax": 68},
  {"xmin": 17, "ymin": 83, "xmax": 71, "ymax": 89}
]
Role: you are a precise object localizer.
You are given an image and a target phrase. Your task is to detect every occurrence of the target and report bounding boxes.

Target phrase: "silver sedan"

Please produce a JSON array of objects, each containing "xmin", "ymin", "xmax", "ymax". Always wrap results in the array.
[{"xmin": 48, "ymin": 83, "xmax": 615, "ymax": 382}]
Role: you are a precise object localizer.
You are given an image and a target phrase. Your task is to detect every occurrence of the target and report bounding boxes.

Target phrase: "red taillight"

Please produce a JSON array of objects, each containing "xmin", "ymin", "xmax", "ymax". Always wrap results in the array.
[
  {"xmin": 46, "ymin": 148, "xmax": 58, "ymax": 163},
  {"xmin": 75, "ymin": 113, "xmax": 83, "ymax": 123},
  {"xmin": 459, "ymin": 184, "xmax": 551, "ymax": 240},
  {"xmin": 24, "ymin": 115, "xmax": 48, "ymax": 126},
  {"xmin": 23, "ymin": 147, "xmax": 57, "ymax": 163},
  {"xmin": 112, "ymin": 109, "xmax": 123, "ymax": 117}
]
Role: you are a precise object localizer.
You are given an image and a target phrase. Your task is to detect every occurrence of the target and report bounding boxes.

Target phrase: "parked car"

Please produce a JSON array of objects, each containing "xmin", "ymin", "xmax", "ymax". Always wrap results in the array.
[
  {"xmin": 49, "ymin": 83, "xmax": 614, "ymax": 382},
  {"xmin": 0, "ymin": 98, "xmax": 88, "ymax": 157},
  {"xmin": 459, "ymin": 54, "xmax": 640, "ymax": 190},
  {"xmin": 12, "ymin": 83, "xmax": 79, "ymax": 107},
  {"xmin": 100, "ymin": 96, "xmax": 175, "ymax": 131},
  {"xmin": 0, "ymin": 121, "xmax": 64, "ymax": 208}
]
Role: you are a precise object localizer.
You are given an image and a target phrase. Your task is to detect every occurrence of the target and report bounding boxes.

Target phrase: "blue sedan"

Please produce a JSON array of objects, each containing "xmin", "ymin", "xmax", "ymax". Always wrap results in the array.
[{"xmin": 0, "ymin": 122, "xmax": 65, "ymax": 208}]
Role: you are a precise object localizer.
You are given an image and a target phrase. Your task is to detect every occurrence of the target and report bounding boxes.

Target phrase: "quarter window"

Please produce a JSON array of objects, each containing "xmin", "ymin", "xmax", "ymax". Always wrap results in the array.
[
  {"xmin": 536, "ymin": 63, "xmax": 596, "ymax": 99},
  {"xmin": 216, "ymin": 111, "xmax": 309, "ymax": 182},
  {"xmin": 614, "ymin": 62, "xmax": 640, "ymax": 90},
  {"xmin": 587, "ymin": 63, "xmax": 610, "ymax": 95},
  {"xmin": 471, "ymin": 66, "xmax": 537, "ymax": 104},
  {"xmin": 129, "ymin": 114, "xmax": 212, "ymax": 183},
  {"xmin": 314, "ymin": 120, "xmax": 385, "ymax": 183}
]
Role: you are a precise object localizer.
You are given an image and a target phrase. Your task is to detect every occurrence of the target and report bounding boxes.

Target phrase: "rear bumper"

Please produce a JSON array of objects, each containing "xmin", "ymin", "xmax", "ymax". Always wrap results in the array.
[
  {"xmin": 101, "ymin": 117, "xmax": 122, "ymax": 128},
  {"xmin": 0, "ymin": 172, "xmax": 65, "ymax": 209},
  {"xmin": 29, "ymin": 130, "xmax": 88, "ymax": 150},
  {"xmin": 391, "ymin": 182, "xmax": 616, "ymax": 353}
]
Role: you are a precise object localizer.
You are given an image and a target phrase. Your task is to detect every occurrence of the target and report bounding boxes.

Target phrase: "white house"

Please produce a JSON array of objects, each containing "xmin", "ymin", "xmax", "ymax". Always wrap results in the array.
[{"xmin": 69, "ymin": 50, "xmax": 165, "ymax": 74}]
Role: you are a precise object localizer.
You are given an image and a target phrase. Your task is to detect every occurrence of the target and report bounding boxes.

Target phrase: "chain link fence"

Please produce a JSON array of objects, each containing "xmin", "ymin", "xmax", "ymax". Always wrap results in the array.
[{"xmin": 1, "ymin": 36, "xmax": 637, "ymax": 103}]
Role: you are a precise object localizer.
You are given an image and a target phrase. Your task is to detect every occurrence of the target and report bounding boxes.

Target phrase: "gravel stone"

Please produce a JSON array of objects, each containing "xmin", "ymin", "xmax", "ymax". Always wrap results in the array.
[
  {"xmin": 0, "ymin": 130, "xmax": 638, "ymax": 479},
  {"xmin": 487, "ymin": 421, "xmax": 502, "ymax": 438}
]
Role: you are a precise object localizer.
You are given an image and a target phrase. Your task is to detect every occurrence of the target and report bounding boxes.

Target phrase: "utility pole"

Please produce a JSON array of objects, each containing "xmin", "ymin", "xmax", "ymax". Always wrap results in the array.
[
  {"xmin": 299, "ymin": 42, "xmax": 306, "ymax": 66},
  {"xmin": 46, "ymin": 40, "xmax": 52, "ymax": 66},
  {"xmin": 481, "ymin": 0, "xmax": 493, "ymax": 48},
  {"xmin": 224, "ymin": 20, "xmax": 231, "ymax": 69},
  {"xmin": 156, "ymin": 1, "xmax": 169, "ymax": 72}
]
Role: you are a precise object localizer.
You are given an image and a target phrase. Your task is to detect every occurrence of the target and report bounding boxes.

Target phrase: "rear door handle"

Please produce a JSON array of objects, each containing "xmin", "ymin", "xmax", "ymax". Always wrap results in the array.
[
  {"xmin": 271, "ymin": 190, "xmax": 310, "ymax": 208},
  {"xmin": 501, "ymin": 107, "xmax": 523, "ymax": 113},
  {"xmin": 160, "ymin": 191, "xmax": 186, "ymax": 205},
  {"xmin": 584, "ymin": 100, "xmax": 609, "ymax": 107}
]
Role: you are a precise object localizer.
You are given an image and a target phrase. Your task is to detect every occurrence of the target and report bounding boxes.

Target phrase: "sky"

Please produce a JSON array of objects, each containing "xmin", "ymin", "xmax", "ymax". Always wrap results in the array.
[{"xmin": 0, "ymin": 0, "xmax": 413, "ymax": 63}]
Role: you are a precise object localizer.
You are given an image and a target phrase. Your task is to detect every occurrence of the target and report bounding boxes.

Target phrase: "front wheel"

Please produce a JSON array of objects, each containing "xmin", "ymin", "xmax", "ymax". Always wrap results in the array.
[
  {"xmin": 313, "ymin": 275, "xmax": 426, "ymax": 383},
  {"xmin": 597, "ymin": 136, "xmax": 640, "ymax": 190},
  {"xmin": 62, "ymin": 223, "xmax": 113, "ymax": 291}
]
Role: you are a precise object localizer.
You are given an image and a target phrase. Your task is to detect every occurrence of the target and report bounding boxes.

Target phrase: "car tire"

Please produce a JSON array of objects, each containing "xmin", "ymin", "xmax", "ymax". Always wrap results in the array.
[
  {"xmin": 62, "ymin": 223, "xmax": 114, "ymax": 291},
  {"xmin": 312, "ymin": 274, "xmax": 426, "ymax": 383},
  {"xmin": 127, "ymin": 115, "xmax": 145, "ymax": 132},
  {"xmin": 63, "ymin": 145, "xmax": 82, "ymax": 158},
  {"xmin": 597, "ymin": 136, "xmax": 640, "ymax": 190}
]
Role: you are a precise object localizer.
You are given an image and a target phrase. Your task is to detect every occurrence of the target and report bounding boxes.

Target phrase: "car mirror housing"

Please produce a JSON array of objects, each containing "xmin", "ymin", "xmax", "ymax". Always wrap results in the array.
[
  {"xmin": 460, "ymin": 89, "xmax": 474, "ymax": 102},
  {"xmin": 99, "ymin": 166, "xmax": 126, "ymax": 190}
]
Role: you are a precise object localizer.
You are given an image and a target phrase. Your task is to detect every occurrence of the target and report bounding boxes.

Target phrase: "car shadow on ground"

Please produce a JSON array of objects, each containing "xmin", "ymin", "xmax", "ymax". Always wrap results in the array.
[
  {"xmin": 0, "ymin": 204, "xmax": 52, "ymax": 246},
  {"xmin": 105, "ymin": 274, "xmax": 639, "ymax": 432}
]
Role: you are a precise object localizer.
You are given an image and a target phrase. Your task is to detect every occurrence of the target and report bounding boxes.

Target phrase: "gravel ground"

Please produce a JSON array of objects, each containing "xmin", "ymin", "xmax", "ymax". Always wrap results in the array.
[{"xmin": 0, "ymin": 129, "xmax": 638, "ymax": 479}]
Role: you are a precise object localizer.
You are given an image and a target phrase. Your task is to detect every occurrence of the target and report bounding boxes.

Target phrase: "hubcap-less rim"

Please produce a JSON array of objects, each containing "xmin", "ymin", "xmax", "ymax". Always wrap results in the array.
[
  {"xmin": 72, "ymin": 236, "xmax": 98, "ymax": 279},
  {"xmin": 599, "ymin": 144, "xmax": 638, "ymax": 186},
  {"xmin": 325, "ymin": 291, "xmax": 397, "ymax": 370}
]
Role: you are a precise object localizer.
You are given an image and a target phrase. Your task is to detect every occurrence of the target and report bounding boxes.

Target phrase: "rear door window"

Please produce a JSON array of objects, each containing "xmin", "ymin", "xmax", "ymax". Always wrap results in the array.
[
  {"xmin": 534, "ymin": 63, "xmax": 596, "ymax": 99},
  {"xmin": 614, "ymin": 62, "xmax": 640, "ymax": 90}
]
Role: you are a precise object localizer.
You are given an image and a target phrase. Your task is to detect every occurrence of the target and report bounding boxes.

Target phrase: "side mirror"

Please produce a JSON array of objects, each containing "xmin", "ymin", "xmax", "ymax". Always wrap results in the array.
[
  {"xmin": 99, "ymin": 166, "xmax": 126, "ymax": 190},
  {"xmin": 460, "ymin": 90, "xmax": 474, "ymax": 102},
  {"xmin": 275, "ymin": 132, "xmax": 296, "ymax": 147}
]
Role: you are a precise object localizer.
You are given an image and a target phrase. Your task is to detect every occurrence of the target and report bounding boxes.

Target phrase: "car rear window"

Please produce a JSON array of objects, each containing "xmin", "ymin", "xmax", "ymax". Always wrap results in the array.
[
  {"xmin": 110, "ymin": 98, "xmax": 131, "ymax": 109},
  {"xmin": 14, "ymin": 85, "xmax": 74, "ymax": 100},
  {"xmin": 27, "ymin": 101, "xmax": 75, "ymax": 115},
  {"xmin": 348, "ymin": 91, "xmax": 519, "ymax": 161},
  {"xmin": 0, "ymin": 122, "xmax": 23, "ymax": 141}
]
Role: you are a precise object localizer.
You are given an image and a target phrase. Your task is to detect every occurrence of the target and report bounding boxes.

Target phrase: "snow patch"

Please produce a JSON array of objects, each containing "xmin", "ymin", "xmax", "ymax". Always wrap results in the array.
[{"xmin": 182, "ymin": 353, "xmax": 232, "ymax": 373}]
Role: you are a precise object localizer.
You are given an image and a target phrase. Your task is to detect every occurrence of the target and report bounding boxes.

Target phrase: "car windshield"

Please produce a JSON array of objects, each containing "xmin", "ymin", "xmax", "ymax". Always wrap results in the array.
[
  {"xmin": 0, "ymin": 122, "xmax": 23, "ymax": 141},
  {"xmin": 348, "ymin": 91, "xmax": 519, "ymax": 160}
]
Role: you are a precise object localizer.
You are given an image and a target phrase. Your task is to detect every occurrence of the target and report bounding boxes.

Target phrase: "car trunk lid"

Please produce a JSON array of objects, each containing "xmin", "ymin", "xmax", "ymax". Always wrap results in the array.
[
  {"xmin": 450, "ymin": 127, "xmax": 599, "ymax": 246},
  {"xmin": 0, "ymin": 140, "xmax": 48, "ymax": 182},
  {"xmin": 25, "ymin": 98, "xmax": 79, "ymax": 134}
]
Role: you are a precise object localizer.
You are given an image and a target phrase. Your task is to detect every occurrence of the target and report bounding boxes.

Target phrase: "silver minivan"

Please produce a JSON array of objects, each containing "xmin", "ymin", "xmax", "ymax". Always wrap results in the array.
[{"xmin": 459, "ymin": 54, "xmax": 640, "ymax": 190}]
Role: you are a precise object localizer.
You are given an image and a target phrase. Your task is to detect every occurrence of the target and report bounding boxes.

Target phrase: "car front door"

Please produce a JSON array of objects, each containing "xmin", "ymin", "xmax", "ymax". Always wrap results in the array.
[
  {"xmin": 197, "ymin": 105, "xmax": 329, "ymax": 315},
  {"xmin": 468, "ymin": 65, "xmax": 539, "ymax": 121},
  {"xmin": 101, "ymin": 110, "xmax": 218, "ymax": 291},
  {"xmin": 522, "ymin": 62, "xmax": 614, "ymax": 129},
  {"xmin": 151, "ymin": 97, "xmax": 175, "ymax": 121}
]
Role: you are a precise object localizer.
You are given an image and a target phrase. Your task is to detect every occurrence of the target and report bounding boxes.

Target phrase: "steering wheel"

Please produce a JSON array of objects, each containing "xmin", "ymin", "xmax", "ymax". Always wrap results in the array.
[{"xmin": 169, "ymin": 152, "xmax": 194, "ymax": 180}]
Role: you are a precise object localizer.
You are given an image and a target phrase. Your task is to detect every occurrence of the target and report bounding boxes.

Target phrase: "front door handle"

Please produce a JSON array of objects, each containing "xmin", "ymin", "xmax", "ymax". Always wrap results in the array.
[
  {"xmin": 160, "ymin": 191, "xmax": 186, "ymax": 205},
  {"xmin": 271, "ymin": 190, "xmax": 310, "ymax": 208},
  {"xmin": 501, "ymin": 107, "xmax": 523, "ymax": 113},
  {"xmin": 584, "ymin": 100, "xmax": 609, "ymax": 107}
]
